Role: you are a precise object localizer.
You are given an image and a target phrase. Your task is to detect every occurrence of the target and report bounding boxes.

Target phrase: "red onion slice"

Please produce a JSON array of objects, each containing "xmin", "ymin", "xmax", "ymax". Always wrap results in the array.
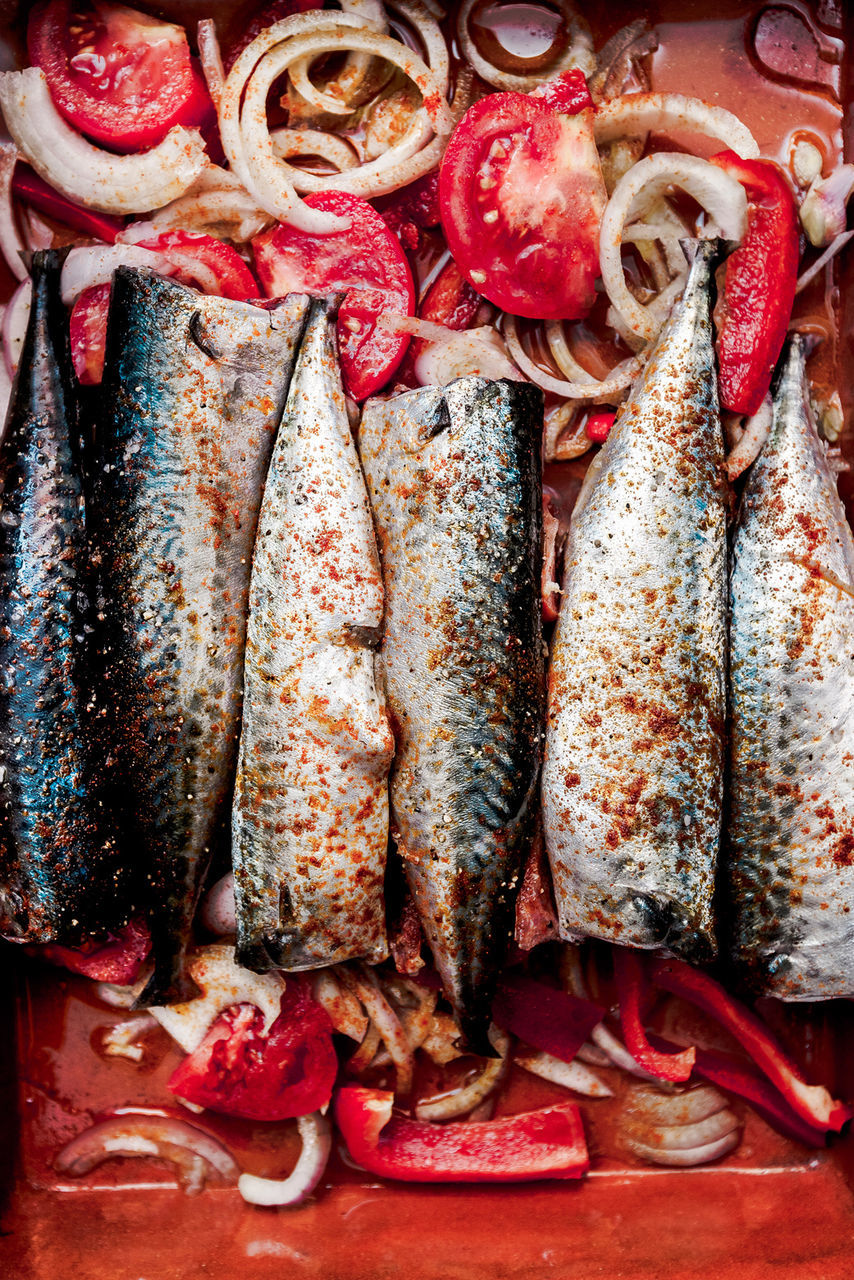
[
  {"xmin": 54, "ymin": 1114, "xmax": 240, "ymax": 1195},
  {"xmin": 238, "ymin": 1112, "xmax": 332, "ymax": 1207}
]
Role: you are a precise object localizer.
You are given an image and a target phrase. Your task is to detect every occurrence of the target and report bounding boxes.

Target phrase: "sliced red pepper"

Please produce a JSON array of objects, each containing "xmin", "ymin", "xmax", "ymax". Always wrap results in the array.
[
  {"xmin": 649, "ymin": 1034, "xmax": 831, "ymax": 1147},
  {"xmin": 492, "ymin": 972, "xmax": 603, "ymax": 1062},
  {"xmin": 334, "ymin": 1086, "xmax": 589, "ymax": 1182},
  {"xmin": 585, "ymin": 410, "xmax": 616, "ymax": 443},
  {"xmin": 709, "ymin": 152, "xmax": 800, "ymax": 416},
  {"xmin": 35, "ymin": 920, "xmax": 151, "ymax": 985},
  {"xmin": 12, "ymin": 166, "xmax": 125, "ymax": 244},
  {"xmin": 530, "ymin": 69, "xmax": 594, "ymax": 115},
  {"xmin": 167, "ymin": 979, "xmax": 338, "ymax": 1121},
  {"xmin": 614, "ymin": 947, "xmax": 695, "ymax": 1082},
  {"xmin": 650, "ymin": 957, "xmax": 853, "ymax": 1133}
]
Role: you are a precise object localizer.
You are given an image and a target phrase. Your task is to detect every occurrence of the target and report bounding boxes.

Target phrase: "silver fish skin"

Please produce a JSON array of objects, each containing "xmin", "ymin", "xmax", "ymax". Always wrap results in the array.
[
  {"xmin": 542, "ymin": 241, "xmax": 727, "ymax": 961},
  {"xmin": 729, "ymin": 335, "xmax": 854, "ymax": 999},
  {"xmin": 232, "ymin": 296, "xmax": 393, "ymax": 972},
  {"xmin": 359, "ymin": 377, "xmax": 545, "ymax": 1053},
  {"xmin": 93, "ymin": 269, "xmax": 309, "ymax": 1004},
  {"xmin": 0, "ymin": 251, "xmax": 126, "ymax": 944}
]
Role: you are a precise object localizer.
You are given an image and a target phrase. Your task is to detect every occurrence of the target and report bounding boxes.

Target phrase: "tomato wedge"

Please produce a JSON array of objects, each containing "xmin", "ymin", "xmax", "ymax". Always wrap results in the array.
[
  {"xmin": 167, "ymin": 980, "xmax": 338, "ymax": 1121},
  {"xmin": 70, "ymin": 231, "xmax": 258, "ymax": 384},
  {"xmin": 252, "ymin": 191, "xmax": 415, "ymax": 400},
  {"xmin": 28, "ymin": 0, "xmax": 212, "ymax": 153},
  {"xmin": 439, "ymin": 91, "xmax": 607, "ymax": 320}
]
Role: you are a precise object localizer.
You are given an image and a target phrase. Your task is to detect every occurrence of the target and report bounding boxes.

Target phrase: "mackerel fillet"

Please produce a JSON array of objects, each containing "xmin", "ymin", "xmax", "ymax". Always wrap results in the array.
[
  {"xmin": 232, "ymin": 296, "xmax": 393, "ymax": 971},
  {"xmin": 542, "ymin": 241, "xmax": 727, "ymax": 960},
  {"xmin": 94, "ymin": 270, "xmax": 308, "ymax": 1003},
  {"xmin": 0, "ymin": 251, "xmax": 125, "ymax": 944},
  {"xmin": 359, "ymin": 377, "xmax": 545, "ymax": 1050},
  {"xmin": 729, "ymin": 335, "xmax": 854, "ymax": 998}
]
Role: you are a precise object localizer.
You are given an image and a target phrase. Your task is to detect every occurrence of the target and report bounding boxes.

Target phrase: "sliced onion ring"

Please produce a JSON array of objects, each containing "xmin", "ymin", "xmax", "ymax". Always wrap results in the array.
[
  {"xmin": 238, "ymin": 1112, "xmax": 332, "ymax": 1207},
  {"xmin": 3, "ymin": 277, "xmax": 31, "ymax": 377},
  {"xmin": 796, "ymin": 230, "xmax": 854, "ymax": 294},
  {"xmin": 219, "ymin": 12, "xmax": 452, "ymax": 229},
  {"xmin": 54, "ymin": 1114, "xmax": 240, "ymax": 1194},
  {"xmin": 0, "ymin": 143, "xmax": 27, "ymax": 282},
  {"xmin": 415, "ymin": 1025, "xmax": 510, "ymax": 1120},
  {"xmin": 515, "ymin": 1047, "xmax": 613, "ymax": 1099},
  {"xmin": 197, "ymin": 19, "xmax": 225, "ymax": 110},
  {"xmin": 415, "ymin": 327, "xmax": 521, "ymax": 385},
  {"xmin": 271, "ymin": 128, "xmax": 360, "ymax": 172},
  {"xmin": 0, "ymin": 68, "xmax": 206, "ymax": 216},
  {"xmin": 60, "ymin": 245, "xmax": 173, "ymax": 306},
  {"xmin": 341, "ymin": 963, "xmax": 415, "ymax": 1095},
  {"xmin": 726, "ymin": 393, "xmax": 772, "ymax": 480},
  {"xmin": 625, "ymin": 1127, "xmax": 741, "ymax": 1167},
  {"xmin": 593, "ymin": 92, "xmax": 759, "ymax": 160},
  {"xmin": 505, "ymin": 315, "xmax": 643, "ymax": 401},
  {"xmin": 599, "ymin": 153, "xmax": 748, "ymax": 340},
  {"xmin": 457, "ymin": 0, "xmax": 595, "ymax": 92}
]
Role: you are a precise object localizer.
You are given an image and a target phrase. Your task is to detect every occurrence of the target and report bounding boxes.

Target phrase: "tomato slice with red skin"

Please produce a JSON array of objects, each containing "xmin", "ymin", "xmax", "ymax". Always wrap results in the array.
[
  {"xmin": 167, "ymin": 980, "xmax": 338, "ymax": 1121},
  {"xmin": 70, "ymin": 232, "xmax": 258, "ymax": 384},
  {"xmin": 439, "ymin": 92, "xmax": 607, "ymax": 320},
  {"xmin": 28, "ymin": 0, "xmax": 212, "ymax": 153},
  {"xmin": 252, "ymin": 191, "xmax": 415, "ymax": 400}
]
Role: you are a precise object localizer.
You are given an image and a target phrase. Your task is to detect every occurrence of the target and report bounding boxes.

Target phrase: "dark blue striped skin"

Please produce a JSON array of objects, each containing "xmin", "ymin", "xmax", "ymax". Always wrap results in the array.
[
  {"xmin": 93, "ymin": 269, "xmax": 308, "ymax": 1004},
  {"xmin": 0, "ymin": 251, "xmax": 125, "ymax": 944}
]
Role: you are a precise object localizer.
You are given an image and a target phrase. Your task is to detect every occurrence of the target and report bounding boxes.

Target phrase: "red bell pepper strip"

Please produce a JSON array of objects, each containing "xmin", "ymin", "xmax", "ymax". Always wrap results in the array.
[
  {"xmin": 12, "ymin": 164, "xmax": 124, "ymax": 244},
  {"xmin": 334, "ymin": 1086, "xmax": 589, "ymax": 1182},
  {"xmin": 492, "ymin": 972, "xmax": 603, "ymax": 1062},
  {"xmin": 649, "ymin": 1035, "xmax": 832, "ymax": 1147},
  {"xmin": 530, "ymin": 69, "xmax": 594, "ymax": 115},
  {"xmin": 708, "ymin": 152, "xmax": 800, "ymax": 416},
  {"xmin": 650, "ymin": 957, "xmax": 853, "ymax": 1133},
  {"xmin": 585, "ymin": 410, "xmax": 616, "ymax": 443},
  {"xmin": 34, "ymin": 920, "xmax": 151, "ymax": 985},
  {"xmin": 614, "ymin": 947, "xmax": 695, "ymax": 1082}
]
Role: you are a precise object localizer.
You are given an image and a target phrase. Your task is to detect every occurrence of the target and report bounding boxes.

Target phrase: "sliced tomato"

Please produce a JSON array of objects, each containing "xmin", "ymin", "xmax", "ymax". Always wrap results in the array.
[
  {"xmin": 131, "ymin": 229, "xmax": 258, "ymax": 301},
  {"xmin": 28, "ymin": 0, "xmax": 212, "ymax": 153},
  {"xmin": 224, "ymin": 0, "xmax": 321, "ymax": 73},
  {"xmin": 252, "ymin": 191, "xmax": 415, "ymax": 400},
  {"xmin": 439, "ymin": 92, "xmax": 607, "ymax": 320},
  {"xmin": 70, "ymin": 283, "xmax": 111, "ymax": 386},
  {"xmin": 70, "ymin": 232, "xmax": 258, "ymax": 384},
  {"xmin": 167, "ymin": 980, "xmax": 338, "ymax": 1121}
]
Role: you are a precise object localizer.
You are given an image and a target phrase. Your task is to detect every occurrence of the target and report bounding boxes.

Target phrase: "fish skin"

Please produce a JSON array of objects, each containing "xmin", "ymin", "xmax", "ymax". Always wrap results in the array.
[
  {"xmin": 232, "ymin": 295, "xmax": 393, "ymax": 971},
  {"xmin": 728, "ymin": 335, "xmax": 854, "ymax": 999},
  {"xmin": 0, "ymin": 250, "xmax": 125, "ymax": 944},
  {"xmin": 542, "ymin": 240, "xmax": 727, "ymax": 961},
  {"xmin": 359, "ymin": 376, "xmax": 545, "ymax": 1052},
  {"xmin": 93, "ymin": 269, "xmax": 309, "ymax": 1004}
]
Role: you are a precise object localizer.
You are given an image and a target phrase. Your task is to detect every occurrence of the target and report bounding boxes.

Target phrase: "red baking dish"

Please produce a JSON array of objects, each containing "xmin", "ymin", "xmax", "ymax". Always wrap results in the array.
[{"xmin": 2, "ymin": 1, "xmax": 854, "ymax": 1276}]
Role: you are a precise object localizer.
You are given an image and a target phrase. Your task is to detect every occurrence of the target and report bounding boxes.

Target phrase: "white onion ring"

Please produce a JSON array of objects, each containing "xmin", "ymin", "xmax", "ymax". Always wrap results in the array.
[
  {"xmin": 238, "ymin": 1112, "xmax": 332, "ymax": 1207},
  {"xmin": 505, "ymin": 315, "xmax": 643, "ymax": 401},
  {"xmin": 415, "ymin": 327, "xmax": 522, "ymax": 385},
  {"xmin": 95, "ymin": 981, "xmax": 137, "ymax": 1010},
  {"xmin": 287, "ymin": 0, "xmax": 388, "ymax": 116},
  {"xmin": 796, "ymin": 230, "xmax": 854, "ymax": 294},
  {"xmin": 100, "ymin": 1013, "xmax": 158, "ymax": 1062},
  {"xmin": 543, "ymin": 402, "xmax": 592, "ymax": 463},
  {"xmin": 271, "ymin": 128, "xmax": 360, "ymax": 172},
  {"xmin": 515, "ymin": 1047, "xmax": 613, "ymax": 1099},
  {"xmin": 457, "ymin": 0, "xmax": 595, "ymax": 92},
  {"xmin": 576, "ymin": 1041, "xmax": 612, "ymax": 1068},
  {"xmin": 60, "ymin": 245, "xmax": 174, "ymax": 307},
  {"xmin": 725, "ymin": 393, "xmax": 772, "ymax": 480},
  {"xmin": 342, "ymin": 964, "xmax": 415, "ymax": 1095},
  {"xmin": 379, "ymin": 974, "xmax": 438, "ymax": 1051},
  {"xmin": 599, "ymin": 153, "xmax": 748, "ymax": 340},
  {"xmin": 0, "ymin": 143, "xmax": 27, "ymax": 282},
  {"xmin": 199, "ymin": 872, "xmax": 236, "ymax": 937},
  {"xmin": 3, "ymin": 277, "xmax": 31, "ymax": 377},
  {"xmin": 0, "ymin": 322, "xmax": 11, "ymax": 441},
  {"xmin": 54, "ymin": 1114, "xmax": 240, "ymax": 1194},
  {"xmin": 593, "ymin": 92, "xmax": 759, "ymax": 159},
  {"xmin": 219, "ymin": 13, "xmax": 452, "ymax": 228},
  {"xmin": 629, "ymin": 1084, "xmax": 733, "ymax": 1127},
  {"xmin": 197, "ymin": 19, "xmax": 225, "ymax": 110},
  {"xmin": 0, "ymin": 69, "xmax": 205, "ymax": 216},
  {"xmin": 312, "ymin": 969, "xmax": 369, "ymax": 1041},
  {"xmin": 415, "ymin": 1025, "xmax": 510, "ymax": 1120},
  {"xmin": 625, "ymin": 1128, "xmax": 741, "ymax": 1167},
  {"xmin": 23, "ymin": 208, "xmax": 54, "ymax": 252}
]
